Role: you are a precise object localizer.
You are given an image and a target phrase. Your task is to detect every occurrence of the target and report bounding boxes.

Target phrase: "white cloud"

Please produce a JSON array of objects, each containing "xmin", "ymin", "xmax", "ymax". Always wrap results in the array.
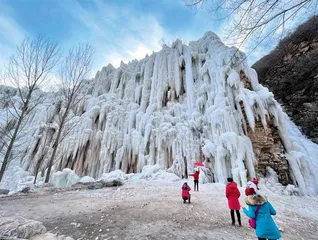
[
  {"xmin": 126, "ymin": 44, "xmax": 152, "ymax": 61},
  {"xmin": 59, "ymin": 1, "xmax": 167, "ymax": 73}
]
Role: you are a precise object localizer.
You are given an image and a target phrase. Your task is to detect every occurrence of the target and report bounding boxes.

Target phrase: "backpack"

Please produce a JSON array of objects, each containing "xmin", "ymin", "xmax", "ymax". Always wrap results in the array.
[{"xmin": 248, "ymin": 205, "xmax": 261, "ymax": 229}]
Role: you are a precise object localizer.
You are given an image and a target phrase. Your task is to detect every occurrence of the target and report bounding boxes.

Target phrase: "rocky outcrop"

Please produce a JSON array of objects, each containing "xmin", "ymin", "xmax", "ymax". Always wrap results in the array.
[
  {"xmin": 240, "ymin": 72, "xmax": 291, "ymax": 185},
  {"xmin": 247, "ymin": 120, "xmax": 291, "ymax": 185},
  {"xmin": 253, "ymin": 16, "xmax": 318, "ymax": 143},
  {"xmin": 70, "ymin": 179, "xmax": 123, "ymax": 190},
  {"xmin": 0, "ymin": 217, "xmax": 74, "ymax": 240},
  {"xmin": 0, "ymin": 217, "xmax": 46, "ymax": 239},
  {"xmin": 0, "ymin": 189, "xmax": 9, "ymax": 195}
]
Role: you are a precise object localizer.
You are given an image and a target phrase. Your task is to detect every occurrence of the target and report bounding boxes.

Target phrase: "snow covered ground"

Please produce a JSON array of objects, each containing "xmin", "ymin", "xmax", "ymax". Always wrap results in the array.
[{"xmin": 1, "ymin": 178, "xmax": 317, "ymax": 240}]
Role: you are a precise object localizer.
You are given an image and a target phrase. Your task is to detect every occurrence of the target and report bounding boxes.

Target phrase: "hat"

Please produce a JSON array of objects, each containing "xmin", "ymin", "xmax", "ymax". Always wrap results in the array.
[
  {"xmin": 227, "ymin": 177, "xmax": 233, "ymax": 182},
  {"xmin": 252, "ymin": 178, "xmax": 259, "ymax": 185},
  {"xmin": 245, "ymin": 186, "xmax": 256, "ymax": 196}
]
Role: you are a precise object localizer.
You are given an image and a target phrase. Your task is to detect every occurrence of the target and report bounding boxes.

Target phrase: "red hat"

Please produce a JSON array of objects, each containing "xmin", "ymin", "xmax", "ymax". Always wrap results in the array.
[
  {"xmin": 252, "ymin": 178, "xmax": 259, "ymax": 185},
  {"xmin": 245, "ymin": 187, "xmax": 256, "ymax": 196}
]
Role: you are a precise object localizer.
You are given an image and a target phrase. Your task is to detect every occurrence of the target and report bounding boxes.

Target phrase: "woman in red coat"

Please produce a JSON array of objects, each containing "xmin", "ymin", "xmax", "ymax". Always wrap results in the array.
[
  {"xmin": 182, "ymin": 182, "xmax": 191, "ymax": 204},
  {"xmin": 226, "ymin": 177, "xmax": 241, "ymax": 226},
  {"xmin": 189, "ymin": 169, "xmax": 200, "ymax": 191}
]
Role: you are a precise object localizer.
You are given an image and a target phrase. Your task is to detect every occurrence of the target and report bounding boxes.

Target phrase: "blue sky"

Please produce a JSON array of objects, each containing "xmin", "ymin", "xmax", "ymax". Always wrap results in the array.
[{"xmin": 0, "ymin": 0, "xmax": 272, "ymax": 77}]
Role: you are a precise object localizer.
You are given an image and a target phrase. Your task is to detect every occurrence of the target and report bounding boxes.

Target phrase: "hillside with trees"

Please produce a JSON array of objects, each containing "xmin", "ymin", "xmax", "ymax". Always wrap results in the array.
[{"xmin": 253, "ymin": 16, "xmax": 318, "ymax": 143}]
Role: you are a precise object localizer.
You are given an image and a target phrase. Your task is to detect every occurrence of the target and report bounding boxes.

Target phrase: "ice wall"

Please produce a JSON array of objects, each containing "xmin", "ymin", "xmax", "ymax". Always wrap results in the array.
[{"xmin": 1, "ymin": 31, "xmax": 318, "ymax": 195}]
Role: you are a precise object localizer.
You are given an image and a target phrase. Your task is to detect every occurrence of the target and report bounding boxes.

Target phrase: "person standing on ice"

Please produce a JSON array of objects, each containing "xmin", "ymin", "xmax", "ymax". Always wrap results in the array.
[
  {"xmin": 181, "ymin": 182, "xmax": 191, "ymax": 204},
  {"xmin": 242, "ymin": 192, "xmax": 281, "ymax": 240},
  {"xmin": 226, "ymin": 177, "xmax": 242, "ymax": 226},
  {"xmin": 189, "ymin": 168, "xmax": 200, "ymax": 191}
]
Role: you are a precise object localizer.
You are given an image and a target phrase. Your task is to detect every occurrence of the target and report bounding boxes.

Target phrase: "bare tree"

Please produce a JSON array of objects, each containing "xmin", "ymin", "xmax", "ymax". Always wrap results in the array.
[
  {"xmin": 0, "ymin": 87, "xmax": 19, "ymax": 159},
  {"xmin": 185, "ymin": 0, "xmax": 317, "ymax": 52},
  {"xmin": 45, "ymin": 43, "xmax": 94, "ymax": 183},
  {"xmin": 0, "ymin": 37, "xmax": 60, "ymax": 182},
  {"xmin": 32, "ymin": 125, "xmax": 56, "ymax": 184}
]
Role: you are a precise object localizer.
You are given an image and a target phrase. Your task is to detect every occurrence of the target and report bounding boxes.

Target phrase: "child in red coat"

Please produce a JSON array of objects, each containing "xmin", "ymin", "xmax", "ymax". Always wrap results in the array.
[
  {"xmin": 182, "ymin": 182, "xmax": 191, "ymax": 204},
  {"xmin": 226, "ymin": 177, "xmax": 241, "ymax": 226},
  {"xmin": 245, "ymin": 178, "xmax": 259, "ymax": 196},
  {"xmin": 189, "ymin": 168, "xmax": 200, "ymax": 191}
]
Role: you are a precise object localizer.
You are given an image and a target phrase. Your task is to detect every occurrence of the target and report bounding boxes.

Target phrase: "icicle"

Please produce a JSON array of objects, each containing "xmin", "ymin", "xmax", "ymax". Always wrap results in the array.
[
  {"xmin": 2, "ymin": 31, "xmax": 318, "ymax": 196},
  {"xmin": 184, "ymin": 48, "xmax": 194, "ymax": 115}
]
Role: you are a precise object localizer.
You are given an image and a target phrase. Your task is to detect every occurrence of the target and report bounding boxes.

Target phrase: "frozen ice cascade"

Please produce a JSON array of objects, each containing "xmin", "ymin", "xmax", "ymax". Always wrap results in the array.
[{"xmin": 1, "ymin": 31, "xmax": 318, "ymax": 195}]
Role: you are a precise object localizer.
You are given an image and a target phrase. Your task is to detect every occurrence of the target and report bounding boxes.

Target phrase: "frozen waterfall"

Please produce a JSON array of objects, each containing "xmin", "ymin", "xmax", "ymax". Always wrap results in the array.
[{"xmin": 1, "ymin": 31, "xmax": 318, "ymax": 196}]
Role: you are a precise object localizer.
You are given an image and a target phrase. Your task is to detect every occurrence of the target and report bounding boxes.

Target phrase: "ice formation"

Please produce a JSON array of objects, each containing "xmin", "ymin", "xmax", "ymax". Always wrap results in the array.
[
  {"xmin": 261, "ymin": 167, "xmax": 300, "ymax": 196},
  {"xmin": 79, "ymin": 176, "xmax": 96, "ymax": 183},
  {"xmin": 0, "ymin": 31, "xmax": 318, "ymax": 195},
  {"xmin": 52, "ymin": 168, "xmax": 81, "ymax": 188},
  {"xmin": 97, "ymin": 164, "xmax": 181, "ymax": 184}
]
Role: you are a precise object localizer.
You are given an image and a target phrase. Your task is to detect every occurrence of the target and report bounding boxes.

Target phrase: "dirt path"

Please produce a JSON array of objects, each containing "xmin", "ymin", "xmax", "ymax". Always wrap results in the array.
[{"xmin": 1, "ymin": 181, "xmax": 317, "ymax": 240}]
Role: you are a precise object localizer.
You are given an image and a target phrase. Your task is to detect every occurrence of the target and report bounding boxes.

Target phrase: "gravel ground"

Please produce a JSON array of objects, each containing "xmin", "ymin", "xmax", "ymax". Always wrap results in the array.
[{"xmin": 1, "ymin": 180, "xmax": 317, "ymax": 240}]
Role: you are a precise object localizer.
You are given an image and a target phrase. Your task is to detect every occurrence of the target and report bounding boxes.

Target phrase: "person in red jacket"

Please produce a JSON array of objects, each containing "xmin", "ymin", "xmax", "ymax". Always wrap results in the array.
[
  {"xmin": 182, "ymin": 182, "xmax": 191, "ymax": 204},
  {"xmin": 189, "ymin": 168, "xmax": 200, "ymax": 191},
  {"xmin": 245, "ymin": 177, "xmax": 259, "ymax": 196},
  {"xmin": 226, "ymin": 177, "xmax": 242, "ymax": 226}
]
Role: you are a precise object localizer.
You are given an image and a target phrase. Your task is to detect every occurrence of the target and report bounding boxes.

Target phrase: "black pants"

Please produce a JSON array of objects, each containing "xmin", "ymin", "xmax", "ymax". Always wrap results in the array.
[
  {"xmin": 194, "ymin": 180, "xmax": 199, "ymax": 190},
  {"xmin": 230, "ymin": 210, "xmax": 241, "ymax": 225}
]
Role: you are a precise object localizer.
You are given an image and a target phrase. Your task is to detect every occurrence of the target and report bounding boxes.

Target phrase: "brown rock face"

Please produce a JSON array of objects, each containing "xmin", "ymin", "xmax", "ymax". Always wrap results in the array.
[
  {"xmin": 240, "ymin": 72, "xmax": 291, "ymax": 186},
  {"xmin": 247, "ymin": 120, "xmax": 291, "ymax": 185}
]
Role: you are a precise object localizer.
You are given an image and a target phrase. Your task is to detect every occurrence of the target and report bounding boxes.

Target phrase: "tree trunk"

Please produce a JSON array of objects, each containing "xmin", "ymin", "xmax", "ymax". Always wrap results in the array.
[
  {"xmin": 183, "ymin": 157, "xmax": 188, "ymax": 179},
  {"xmin": 33, "ymin": 154, "xmax": 44, "ymax": 184},
  {"xmin": 34, "ymin": 167, "xmax": 39, "ymax": 184},
  {"xmin": 44, "ymin": 103, "xmax": 70, "ymax": 183},
  {"xmin": 0, "ymin": 98, "xmax": 29, "ymax": 182}
]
